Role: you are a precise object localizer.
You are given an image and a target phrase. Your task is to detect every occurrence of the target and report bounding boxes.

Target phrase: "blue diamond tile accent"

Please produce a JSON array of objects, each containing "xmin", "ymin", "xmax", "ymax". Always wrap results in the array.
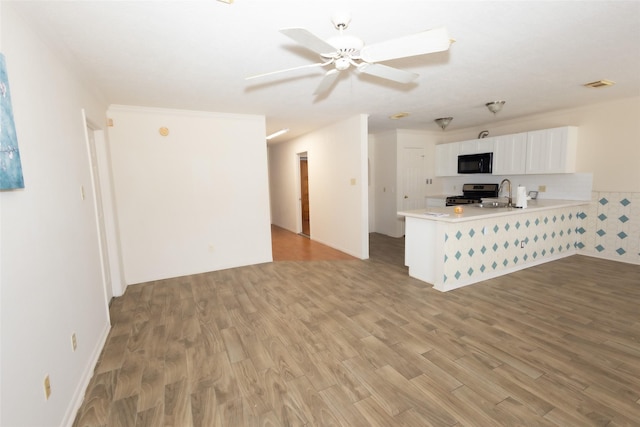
[
  {"xmin": 569, "ymin": 213, "xmax": 573, "ymax": 220},
  {"xmin": 468, "ymin": 267, "xmax": 474, "ymax": 276},
  {"xmin": 534, "ymin": 235, "xmax": 539, "ymax": 242},
  {"xmin": 481, "ymin": 245, "xmax": 487, "ymax": 254},
  {"xmin": 596, "ymin": 229, "xmax": 606, "ymax": 236},
  {"xmin": 455, "ymin": 231, "xmax": 462, "ymax": 240},
  {"xmin": 619, "ymin": 215, "xmax": 629, "ymax": 223},
  {"xmin": 543, "ymin": 233, "xmax": 548, "ymax": 240},
  {"xmin": 568, "ymin": 228, "xmax": 573, "ymax": 235},
  {"xmin": 493, "ymin": 225, "xmax": 499, "ymax": 233},
  {"xmin": 480, "ymin": 264, "xmax": 486, "ymax": 273},
  {"xmin": 566, "ymin": 243, "xmax": 571, "ymax": 250},
  {"xmin": 561, "ymin": 214, "xmax": 565, "ymax": 221},
  {"xmin": 523, "ymin": 254, "xmax": 529, "ymax": 261},
  {"xmin": 455, "ymin": 251, "xmax": 462, "ymax": 260},
  {"xmin": 552, "ymin": 231, "xmax": 556, "ymax": 238},
  {"xmin": 515, "ymin": 221, "xmax": 521, "ymax": 229},
  {"xmin": 598, "ymin": 213, "xmax": 607, "ymax": 221},
  {"xmin": 532, "ymin": 251, "xmax": 538, "ymax": 258},
  {"xmin": 513, "ymin": 256, "xmax": 519, "ymax": 264},
  {"xmin": 595, "ymin": 244, "xmax": 605, "ymax": 252},
  {"xmin": 492, "ymin": 261, "xmax": 498, "ymax": 270},
  {"xmin": 503, "ymin": 259, "xmax": 509, "ymax": 267},
  {"xmin": 455, "ymin": 271, "xmax": 461, "ymax": 280},
  {"xmin": 468, "ymin": 248, "xmax": 475, "ymax": 257},
  {"xmin": 577, "ymin": 212, "xmax": 586, "ymax": 219},
  {"xmin": 550, "ymin": 247, "xmax": 555, "ymax": 254},
  {"xmin": 505, "ymin": 223, "xmax": 510, "ymax": 231},
  {"xmin": 542, "ymin": 249, "xmax": 547, "ymax": 256},
  {"xmin": 620, "ymin": 198, "xmax": 630, "ymax": 207},
  {"xmin": 469, "ymin": 229, "xmax": 476, "ymax": 238},
  {"xmin": 616, "ymin": 248, "xmax": 626, "ymax": 255},
  {"xmin": 524, "ymin": 237, "xmax": 530, "ymax": 244},
  {"xmin": 504, "ymin": 241, "xmax": 509, "ymax": 249},
  {"xmin": 599, "ymin": 197, "xmax": 608, "ymax": 205},
  {"xmin": 445, "ymin": 233, "xmax": 449, "ymax": 242},
  {"xmin": 577, "ymin": 227, "xmax": 585, "ymax": 234},
  {"xmin": 535, "ymin": 218, "xmax": 540, "ymax": 225},
  {"xmin": 553, "ymin": 215, "xmax": 557, "ymax": 223},
  {"xmin": 618, "ymin": 231, "xmax": 628, "ymax": 239},
  {"xmin": 525, "ymin": 219, "xmax": 531, "ymax": 227},
  {"xmin": 443, "ymin": 274, "xmax": 447, "ymax": 282},
  {"xmin": 492, "ymin": 243, "xmax": 498, "ymax": 252},
  {"xmin": 544, "ymin": 217, "xmax": 549, "ymax": 224},
  {"xmin": 576, "ymin": 242, "xmax": 585, "ymax": 249},
  {"xmin": 444, "ymin": 254, "xmax": 448, "ymax": 263},
  {"xmin": 559, "ymin": 230, "xmax": 564, "ymax": 236}
]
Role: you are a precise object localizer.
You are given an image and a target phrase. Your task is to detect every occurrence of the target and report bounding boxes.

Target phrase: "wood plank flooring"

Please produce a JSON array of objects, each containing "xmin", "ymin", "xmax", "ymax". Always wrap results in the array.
[
  {"xmin": 73, "ymin": 232, "xmax": 640, "ymax": 426},
  {"xmin": 271, "ymin": 226, "xmax": 357, "ymax": 261}
]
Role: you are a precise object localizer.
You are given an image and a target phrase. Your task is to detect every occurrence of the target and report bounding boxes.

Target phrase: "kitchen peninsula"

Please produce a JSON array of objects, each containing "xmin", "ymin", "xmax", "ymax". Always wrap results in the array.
[{"xmin": 398, "ymin": 199, "xmax": 589, "ymax": 291}]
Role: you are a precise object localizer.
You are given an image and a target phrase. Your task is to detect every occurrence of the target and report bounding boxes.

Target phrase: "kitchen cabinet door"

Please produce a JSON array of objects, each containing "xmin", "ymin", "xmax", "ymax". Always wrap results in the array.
[
  {"xmin": 459, "ymin": 137, "xmax": 494, "ymax": 155},
  {"xmin": 526, "ymin": 126, "xmax": 577, "ymax": 174},
  {"xmin": 435, "ymin": 142, "xmax": 460, "ymax": 176},
  {"xmin": 492, "ymin": 132, "xmax": 527, "ymax": 175}
]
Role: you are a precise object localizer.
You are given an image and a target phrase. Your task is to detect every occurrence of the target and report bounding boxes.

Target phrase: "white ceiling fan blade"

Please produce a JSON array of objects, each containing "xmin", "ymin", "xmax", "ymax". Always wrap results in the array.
[
  {"xmin": 245, "ymin": 61, "xmax": 330, "ymax": 80},
  {"xmin": 357, "ymin": 63, "xmax": 418, "ymax": 84},
  {"xmin": 360, "ymin": 27, "xmax": 451, "ymax": 63},
  {"xmin": 280, "ymin": 28, "xmax": 337, "ymax": 55},
  {"xmin": 313, "ymin": 69, "xmax": 340, "ymax": 96}
]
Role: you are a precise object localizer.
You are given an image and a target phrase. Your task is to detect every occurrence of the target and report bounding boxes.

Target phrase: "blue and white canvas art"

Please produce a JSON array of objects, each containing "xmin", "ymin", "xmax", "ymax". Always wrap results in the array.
[{"xmin": 0, "ymin": 52, "xmax": 24, "ymax": 190}]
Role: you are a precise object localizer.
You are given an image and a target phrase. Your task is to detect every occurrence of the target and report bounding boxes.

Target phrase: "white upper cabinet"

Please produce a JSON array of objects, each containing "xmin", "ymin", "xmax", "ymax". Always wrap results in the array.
[
  {"xmin": 492, "ymin": 132, "xmax": 527, "ymax": 175},
  {"xmin": 525, "ymin": 126, "xmax": 578, "ymax": 174},
  {"xmin": 459, "ymin": 137, "xmax": 495, "ymax": 155},
  {"xmin": 435, "ymin": 142, "xmax": 460, "ymax": 176}
]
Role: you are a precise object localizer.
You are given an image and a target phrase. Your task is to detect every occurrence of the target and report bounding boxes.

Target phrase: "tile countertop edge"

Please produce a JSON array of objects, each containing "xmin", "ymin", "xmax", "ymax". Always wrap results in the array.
[{"xmin": 398, "ymin": 200, "xmax": 590, "ymax": 223}]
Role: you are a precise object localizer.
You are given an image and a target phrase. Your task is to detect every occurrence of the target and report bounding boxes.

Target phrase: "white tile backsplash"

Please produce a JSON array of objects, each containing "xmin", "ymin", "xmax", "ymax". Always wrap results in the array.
[{"xmin": 442, "ymin": 173, "xmax": 593, "ymax": 201}]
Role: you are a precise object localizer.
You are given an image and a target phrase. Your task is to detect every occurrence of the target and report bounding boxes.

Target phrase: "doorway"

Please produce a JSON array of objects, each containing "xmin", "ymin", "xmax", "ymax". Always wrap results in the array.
[{"xmin": 299, "ymin": 153, "xmax": 310, "ymax": 237}]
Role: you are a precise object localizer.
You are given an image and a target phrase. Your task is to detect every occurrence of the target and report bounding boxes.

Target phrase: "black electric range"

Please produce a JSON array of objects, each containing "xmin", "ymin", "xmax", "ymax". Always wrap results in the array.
[{"xmin": 446, "ymin": 183, "xmax": 500, "ymax": 206}]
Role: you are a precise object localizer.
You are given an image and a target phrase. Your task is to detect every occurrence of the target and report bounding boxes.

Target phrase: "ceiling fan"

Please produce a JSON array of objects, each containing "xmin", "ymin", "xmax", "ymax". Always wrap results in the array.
[{"xmin": 246, "ymin": 12, "xmax": 452, "ymax": 96}]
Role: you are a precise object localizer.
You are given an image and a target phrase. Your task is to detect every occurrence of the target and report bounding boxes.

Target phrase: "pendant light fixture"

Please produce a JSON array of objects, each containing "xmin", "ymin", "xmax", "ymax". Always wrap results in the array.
[{"xmin": 434, "ymin": 117, "xmax": 453, "ymax": 131}]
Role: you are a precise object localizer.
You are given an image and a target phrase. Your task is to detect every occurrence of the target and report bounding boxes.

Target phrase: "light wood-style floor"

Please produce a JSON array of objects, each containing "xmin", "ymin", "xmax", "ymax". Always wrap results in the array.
[{"xmin": 73, "ymin": 232, "xmax": 640, "ymax": 426}]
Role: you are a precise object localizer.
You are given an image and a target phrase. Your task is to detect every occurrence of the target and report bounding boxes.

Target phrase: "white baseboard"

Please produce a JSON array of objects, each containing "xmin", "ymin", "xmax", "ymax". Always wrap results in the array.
[
  {"xmin": 578, "ymin": 250, "xmax": 640, "ymax": 266},
  {"xmin": 61, "ymin": 321, "xmax": 111, "ymax": 427}
]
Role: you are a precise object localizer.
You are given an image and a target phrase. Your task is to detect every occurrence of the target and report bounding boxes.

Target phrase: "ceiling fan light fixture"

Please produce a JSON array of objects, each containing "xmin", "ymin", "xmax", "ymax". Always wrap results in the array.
[
  {"xmin": 486, "ymin": 101, "xmax": 506, "ymax": 114},
  {"xmin": 434, "ymin": 117, "xmax": 453, "ymax": 130}
]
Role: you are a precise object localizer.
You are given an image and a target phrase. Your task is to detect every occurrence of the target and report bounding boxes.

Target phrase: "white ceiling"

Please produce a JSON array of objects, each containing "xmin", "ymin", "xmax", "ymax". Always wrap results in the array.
[{"xmin": 8, "ymin": 0, "xmax": 640, "ymax": 141}]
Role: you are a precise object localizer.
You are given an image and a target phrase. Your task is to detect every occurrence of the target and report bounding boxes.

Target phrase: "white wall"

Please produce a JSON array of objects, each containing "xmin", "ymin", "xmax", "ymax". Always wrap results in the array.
[
  {"xmin": 107, "ymin": 105, "xmax": 272, "ymax": 285},
  {"xmin": 269, "ymin": 115, "xmax": 369, "ymax": 259},
  {"xmin": 1, "ymin": 4, "xmax": 111, "ymax": 427}
]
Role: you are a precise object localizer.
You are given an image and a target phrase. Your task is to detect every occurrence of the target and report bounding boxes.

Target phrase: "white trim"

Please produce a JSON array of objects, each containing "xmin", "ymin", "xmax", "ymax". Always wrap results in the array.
[
  {"xmin": 62, "ymin": 323, "xmax": 110, "ymax": 427},
  {"xmin": 578, "ymin": 250, "xmax": 640, "ymax": 266},
  {"xmin": 108, "ymin": 104, "xmax": 263, "ymax": 121}
]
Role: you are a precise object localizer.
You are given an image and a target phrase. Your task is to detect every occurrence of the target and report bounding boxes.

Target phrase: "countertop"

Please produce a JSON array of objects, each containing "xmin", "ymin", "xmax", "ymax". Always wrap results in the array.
[{"xmin": 398, "ymin": 199, "xmax": 589, "ymax": 223}]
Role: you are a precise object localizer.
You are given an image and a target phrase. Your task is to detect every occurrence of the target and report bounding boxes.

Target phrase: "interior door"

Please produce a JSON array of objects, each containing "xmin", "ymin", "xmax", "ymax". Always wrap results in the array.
[
  {"xmin": 401, "ymin": 147, "xmax": 426, "ymax": 211},
  {"xmin": 299, "ymin": 155, "xmax": 310, "ymax": 236}
]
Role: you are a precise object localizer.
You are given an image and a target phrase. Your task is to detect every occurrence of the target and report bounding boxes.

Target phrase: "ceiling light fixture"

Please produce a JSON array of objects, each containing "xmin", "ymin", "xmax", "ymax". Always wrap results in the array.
[
  {"xmin": 486, "ymin": 101, "xmax": 506, "ymax": 114},
  {"xmin": 266, "ymin": 128, "xmax": 289, "ymax": 140},
  {"xmin": 389, "ymin": 112, "xmax": 410, "ymax": 120},
  {"xmin": 584, "ymin": 79, "xmax": 615, "ymax": 88},
  {"xmin": 434, "ymin": 117, "xmax": 453, "ymax": 131}
]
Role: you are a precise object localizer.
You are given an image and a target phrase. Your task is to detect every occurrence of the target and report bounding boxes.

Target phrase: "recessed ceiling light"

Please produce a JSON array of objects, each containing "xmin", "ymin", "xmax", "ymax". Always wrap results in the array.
[
  {"xmin": 389, "ymin": 112, "xmax": 410, "ymax": 120},
  {"xmin": 266, "ymin": 128, "xmax": 289, "ymax": 140},
  {"xmin": 584, "ymin": 79, "xmax": 615, "ymax": 88}
]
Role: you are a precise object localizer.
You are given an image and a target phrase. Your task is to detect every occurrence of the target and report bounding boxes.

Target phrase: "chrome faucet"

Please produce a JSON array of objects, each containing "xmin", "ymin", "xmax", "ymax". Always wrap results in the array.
[{"xmin": 499, "ymin": 178, "xmax": 513, "ymax": 207}]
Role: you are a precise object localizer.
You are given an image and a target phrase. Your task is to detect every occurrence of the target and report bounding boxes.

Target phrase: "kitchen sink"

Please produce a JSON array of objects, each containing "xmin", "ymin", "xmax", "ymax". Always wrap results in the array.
[{"xmin": 474, "ymin": 201, "xmax": 509, "ymax": 208}]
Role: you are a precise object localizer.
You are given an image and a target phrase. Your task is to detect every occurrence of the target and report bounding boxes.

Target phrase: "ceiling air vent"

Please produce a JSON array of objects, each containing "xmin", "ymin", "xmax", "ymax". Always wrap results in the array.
[{"xmin": 584, "ymin": 79, "xmax": 615, "ymax": 88}]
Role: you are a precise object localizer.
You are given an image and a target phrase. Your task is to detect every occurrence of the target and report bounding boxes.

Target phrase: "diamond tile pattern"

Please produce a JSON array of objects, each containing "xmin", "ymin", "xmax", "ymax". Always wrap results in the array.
[
  {"xmin": 582, "ymin": 192, "xmax": 639, "ymax": 264},
  {"xmin": 442, "ymin": 206, "xmax": 582, "ymax": 284}
]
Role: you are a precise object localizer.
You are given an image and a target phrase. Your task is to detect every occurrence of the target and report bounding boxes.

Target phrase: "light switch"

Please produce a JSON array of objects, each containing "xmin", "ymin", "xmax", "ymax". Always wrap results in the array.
[{"xmin": 350, "ymin": 178, "xmax": 356, "ymax": 185}]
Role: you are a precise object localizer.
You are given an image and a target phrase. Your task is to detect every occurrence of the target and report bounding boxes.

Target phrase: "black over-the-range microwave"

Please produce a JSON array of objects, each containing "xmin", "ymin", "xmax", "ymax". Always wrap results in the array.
[{"xmin": 457, "ymin": 152, "xmax": 493, "ymax": 174}]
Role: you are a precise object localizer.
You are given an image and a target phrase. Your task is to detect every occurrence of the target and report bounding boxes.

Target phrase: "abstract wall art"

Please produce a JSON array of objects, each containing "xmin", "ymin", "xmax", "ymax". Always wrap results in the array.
[{"xmin": 0, "ymin": 53, "xmax": 24, "ymax": 190}]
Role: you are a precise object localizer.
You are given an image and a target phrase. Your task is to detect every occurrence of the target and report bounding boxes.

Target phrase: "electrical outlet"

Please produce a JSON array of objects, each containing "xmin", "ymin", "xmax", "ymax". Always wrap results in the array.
[
  {"xmin": 44, "ymin": 375, "xmax": 51, "ymax": 400},
  {"xmin": 521, "ymin": 240, "xmax": 526, "ymax": 248},
  {"xmin": 538, "ymin": 185, "xmax": 546, "ymax": 192},
  {"xmin": 71, "ymin": 333, "xmax": 77, "ymax": 351}
]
